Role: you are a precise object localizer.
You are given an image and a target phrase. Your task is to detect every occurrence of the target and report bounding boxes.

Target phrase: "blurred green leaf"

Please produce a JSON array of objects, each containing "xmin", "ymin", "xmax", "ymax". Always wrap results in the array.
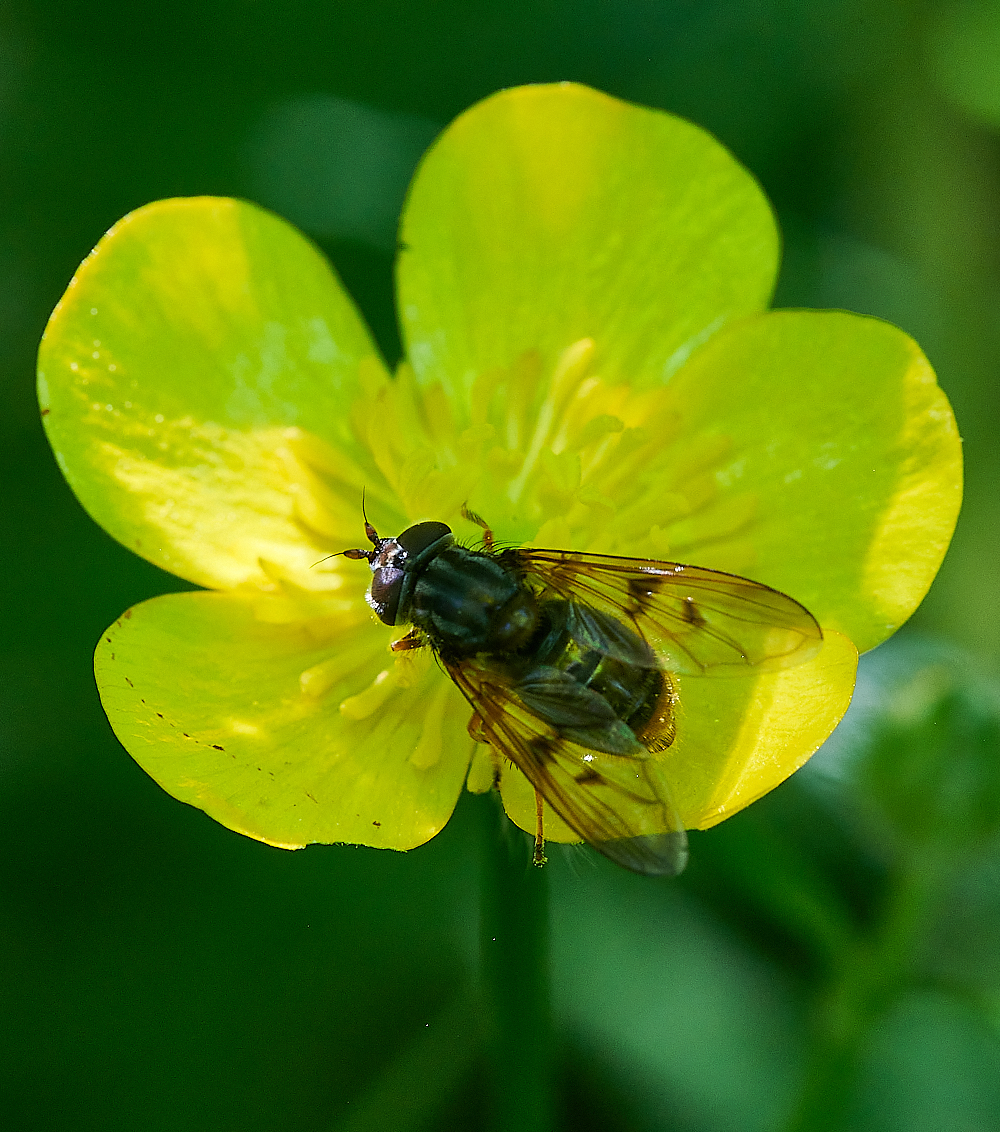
[
  {"xmin": 249, "ymin": 95, "xmax": 440, "ymax": 251},
  {"xmin": 551, "ymin": 858, "xmax": 803, "ymax": 1132},
  {"xmin": 815, "ymin": 636, "xmax": 1000, "ymax": 854},
  {"xmin": 848, "ymin": 991, "xmax": 1000, "ymax": 1132},
  {"xmin": 862, "ymin": 665, "xmax": 1000, "ymax": 850},
  {"xmin": 931, "ymin": 0, "xmax": 1000, "ymax": 127}
]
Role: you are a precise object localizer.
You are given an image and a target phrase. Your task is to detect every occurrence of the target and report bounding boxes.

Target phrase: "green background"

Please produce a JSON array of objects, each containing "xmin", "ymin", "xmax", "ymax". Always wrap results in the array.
[{"xmin": 4, "ymin": 2, "xmax": 1000, "ymax": 1129}]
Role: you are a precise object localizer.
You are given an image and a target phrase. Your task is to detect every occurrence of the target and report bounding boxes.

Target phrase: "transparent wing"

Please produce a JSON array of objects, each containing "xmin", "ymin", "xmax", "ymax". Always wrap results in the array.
[
  {"xmin": 445, "ymin": 658, "xmax": 688, "ymax": 877},
  {"xmin": 506, "ymin": 548, "xmax": 822, "ymax": 676}
]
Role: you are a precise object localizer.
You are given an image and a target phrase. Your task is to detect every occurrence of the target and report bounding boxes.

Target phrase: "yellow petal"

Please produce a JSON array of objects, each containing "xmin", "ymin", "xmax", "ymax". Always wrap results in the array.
[
  {"xmin": 39, "ymin": 197, "xmax": 393, "ymax": 590},
  {"xmin": 94, "ymin": 590, "xmax": 474, "ymax": 850}
]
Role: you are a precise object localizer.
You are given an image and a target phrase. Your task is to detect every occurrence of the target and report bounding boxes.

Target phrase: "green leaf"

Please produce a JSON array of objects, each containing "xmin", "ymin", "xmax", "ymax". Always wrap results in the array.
[
  {"xmin": 931, "ymin": 0, "xmax": 1000, "ymax": 126},
  {"xmin": 853, "ymin": 638, "xmax": 1000, "ymax": 851}
]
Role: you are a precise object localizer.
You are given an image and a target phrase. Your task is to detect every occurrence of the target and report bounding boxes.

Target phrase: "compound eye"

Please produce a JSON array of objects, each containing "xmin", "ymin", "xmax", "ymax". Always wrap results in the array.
[
  {"xmin": 396, "ymin": 521, "xmax": 452, "ymax": 562},
  {"xmin": 369, "ymin": 566, "xmax": 405, "ymax": 625}
]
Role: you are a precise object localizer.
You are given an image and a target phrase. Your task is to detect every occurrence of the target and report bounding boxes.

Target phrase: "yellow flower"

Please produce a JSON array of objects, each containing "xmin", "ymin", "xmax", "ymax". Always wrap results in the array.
[{"xmin": 37, "ymin": 84, "xmax": 961, "ymax": 857}]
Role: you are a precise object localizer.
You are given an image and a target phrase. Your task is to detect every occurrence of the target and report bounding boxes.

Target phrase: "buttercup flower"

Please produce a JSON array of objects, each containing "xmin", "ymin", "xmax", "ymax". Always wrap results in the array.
[{"xmin": 38, "ymin": 84, "xmax": 961, "ymax": 856}]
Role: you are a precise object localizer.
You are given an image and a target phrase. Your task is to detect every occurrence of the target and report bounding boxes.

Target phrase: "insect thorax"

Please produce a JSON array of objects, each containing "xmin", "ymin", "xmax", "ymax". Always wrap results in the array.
[
  {"xmin": 407, "ymin": 545, "xmax": 539, "ymax": 656},
  {"xmin": 404, "ymin": 546, "xmax": 667, "ymax": 744}
]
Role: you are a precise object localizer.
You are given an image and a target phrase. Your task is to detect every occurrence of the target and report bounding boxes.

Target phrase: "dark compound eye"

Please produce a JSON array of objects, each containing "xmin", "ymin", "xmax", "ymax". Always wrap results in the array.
[
  {"xmin": 366, "ymin": 523, "xmax": 453, "ymax": 625},
  {"xmin": 369, "ymin": 565, "xmax": 406, "ymax": 625}
]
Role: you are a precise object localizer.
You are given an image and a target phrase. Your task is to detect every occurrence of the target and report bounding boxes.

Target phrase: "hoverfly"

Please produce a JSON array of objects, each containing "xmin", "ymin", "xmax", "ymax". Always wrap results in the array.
[{"xmin": 344, "ymin": 507, "xmax": 821, "ymax": 877}]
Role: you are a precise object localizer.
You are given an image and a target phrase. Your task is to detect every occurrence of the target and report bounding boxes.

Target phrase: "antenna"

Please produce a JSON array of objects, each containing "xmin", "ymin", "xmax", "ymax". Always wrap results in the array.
[{"xmin": 311, "ymin": 489, "xmax": 377, "ymax": 567}]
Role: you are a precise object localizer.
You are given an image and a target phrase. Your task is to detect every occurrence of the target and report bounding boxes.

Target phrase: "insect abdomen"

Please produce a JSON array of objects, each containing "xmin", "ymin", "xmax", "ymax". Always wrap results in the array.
[
  {"xmin": 527, "ymin": 600, "xmax": 674, "ymax": 751},
  {"xmin": 586, "ymin": 654, "xmax": 666, "ymax": 740}
]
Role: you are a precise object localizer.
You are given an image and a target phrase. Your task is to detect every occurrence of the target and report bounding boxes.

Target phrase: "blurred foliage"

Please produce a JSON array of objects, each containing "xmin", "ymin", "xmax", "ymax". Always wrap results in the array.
[{"xmin": 3, "ymin": 1, "xmax": 1000, "ymax": 1130}]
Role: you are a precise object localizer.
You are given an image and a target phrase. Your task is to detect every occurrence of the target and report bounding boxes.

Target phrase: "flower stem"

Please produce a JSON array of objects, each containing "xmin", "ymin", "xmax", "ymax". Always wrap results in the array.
[
  {"xmin": 479, "ymin": 796, "xmax": 554, "ymax": 1132},
  {"xmin": 782, "ymin": 848, "xmax": 946, "ymax": 1132}
]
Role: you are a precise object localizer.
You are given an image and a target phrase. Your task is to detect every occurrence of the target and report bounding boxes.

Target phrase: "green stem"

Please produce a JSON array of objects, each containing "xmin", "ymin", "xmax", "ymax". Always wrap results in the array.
[
  {"xmin": 783, "ymin": 849, "xmax": 946, "ymax": 1132},
  {"xmin": 479, "ymin": 797, "xmax": 554, "ymax": 1132}
]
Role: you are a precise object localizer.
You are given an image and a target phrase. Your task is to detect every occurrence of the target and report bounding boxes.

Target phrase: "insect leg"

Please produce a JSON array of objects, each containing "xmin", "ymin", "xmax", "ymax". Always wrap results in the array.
[
  {"xmin": 391, "ymin": 628, "xmax": 426, "ymax": 652},
  {"xmin": 461, "ymin": 503, "xmax": 494, "ymax": 551},
  {"xmin": 533, "ymin": 789, "xmax": 548, "ymax": 868},
  {"xmin": 467, "ymin": 711, "xmax": 490, "ymax": 743}
]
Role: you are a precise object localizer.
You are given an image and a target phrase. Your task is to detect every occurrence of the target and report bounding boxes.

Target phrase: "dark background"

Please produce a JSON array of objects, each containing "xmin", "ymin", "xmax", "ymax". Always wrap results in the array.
[{"xmin": 4, "ymin": 2, "xmax": 1000, "ymax": 1129}]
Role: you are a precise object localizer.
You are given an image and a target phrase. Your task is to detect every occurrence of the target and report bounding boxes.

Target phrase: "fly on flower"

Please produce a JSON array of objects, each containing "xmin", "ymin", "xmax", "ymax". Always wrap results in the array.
[
  {"xmin": 343, "ymin": 506, "xmax": 823, "ymax": 877},
  {"xmin": 38, "ymin": 85, "xmax": 958, "ymax": 868}
]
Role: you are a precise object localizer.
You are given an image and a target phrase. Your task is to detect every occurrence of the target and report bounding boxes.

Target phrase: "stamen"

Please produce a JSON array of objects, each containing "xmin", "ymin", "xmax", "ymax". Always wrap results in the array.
[
  {"xmin": 420, "ymin": 380, "xmax": 458, "ymax": 461},
  {"xmin": 339, "ymin": 668, "xmax": 399, "ymax": 720},
  {"xmin": 508, "ymin": 338, "xmax": 595, "ymax": 504},
  {"xmin": 300, "ymin": 649, "xmax": 378, "ymax": 698},
  {"xmin": 392, "ymin": 643, "xmax": 433, "ymax": 687},
  {"xmin": 408, "ymin": 679, "xmax": 453, "ymax": 769},
  {"xmin": 504, "ymin": 350, "xmax": 542, "ymax": 450},
  {"xmin": 252, "ymin": 585, "xmax": 359, "ymax": 625},
  {"xmin": 531, "ymin": 516, "xmax": 573, "ymax": 548},
  {"xmin": 466, "ymin": 745, "xmax": 497, "ymax": 793},
  {"xmin": 288, "ymin": 469, "xmax": 358, "ymax": 541}
]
